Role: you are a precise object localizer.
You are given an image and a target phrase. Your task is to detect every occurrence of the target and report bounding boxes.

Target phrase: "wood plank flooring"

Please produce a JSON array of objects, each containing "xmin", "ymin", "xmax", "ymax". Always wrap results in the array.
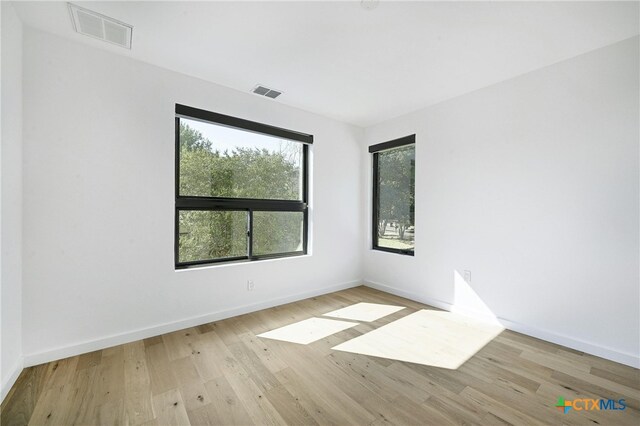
[{"xmin": 2, "ymin": 286, "xmax": 639, "ymax": 425}]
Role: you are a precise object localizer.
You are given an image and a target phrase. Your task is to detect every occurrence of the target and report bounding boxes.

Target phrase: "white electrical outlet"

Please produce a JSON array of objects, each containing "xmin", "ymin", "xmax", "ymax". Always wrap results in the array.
[
  {"xmin": 247, "ymin": 280, "xmax": 255, "ymax": 291},
  {"xmin": 463, "ymin": 270, "xmax": 471, "ymax": 284}
]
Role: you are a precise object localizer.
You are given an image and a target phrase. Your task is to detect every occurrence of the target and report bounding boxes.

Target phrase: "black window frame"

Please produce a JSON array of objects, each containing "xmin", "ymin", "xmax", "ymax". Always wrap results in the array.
[
  {"xmin": 175, "ymin": 104, "xmax": 311, "ymax": 269},
  {"xmin": 370, "ymin": 134, "xmax": 415, "ymax": 256}
]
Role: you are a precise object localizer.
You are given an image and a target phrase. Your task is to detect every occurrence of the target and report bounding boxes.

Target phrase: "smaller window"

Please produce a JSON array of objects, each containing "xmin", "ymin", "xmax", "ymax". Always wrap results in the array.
[{"xmin": 370, "ymin": 135, "xmax": 415, "ymax": 255}]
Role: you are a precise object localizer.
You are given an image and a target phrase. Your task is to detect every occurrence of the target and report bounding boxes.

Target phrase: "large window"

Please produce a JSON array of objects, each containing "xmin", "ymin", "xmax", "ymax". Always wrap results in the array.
[
  {"xmin": 175, "ymin": 104, "xmax": 311, "ymax": 268},
  {"xmin": 370, "ymin": 135, "xmax": 415, "ymax": 255}
]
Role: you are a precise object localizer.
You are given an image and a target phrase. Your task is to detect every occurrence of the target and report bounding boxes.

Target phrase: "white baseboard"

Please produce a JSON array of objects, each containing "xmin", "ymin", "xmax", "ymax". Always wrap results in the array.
[
  {"xmin": 364, "ymin": 279, "xmax": 640, "ymax": 369},
  {"xmin": 20, "ymin": 278, "xmax": 639, "ymax": 372},
  {"xmin": 23, "ymin": 280, "xmax": 361, "ymax": 367},
  {"xmin": 1, "ymin": 357, "xmax": 24, "ymax": 403}
]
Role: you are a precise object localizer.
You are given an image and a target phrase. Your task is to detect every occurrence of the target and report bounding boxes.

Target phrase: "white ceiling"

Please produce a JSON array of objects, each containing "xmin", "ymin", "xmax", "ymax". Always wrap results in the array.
[{"xmin": 12, "ymin": 1, "xmax": 640, "ymax": 127}]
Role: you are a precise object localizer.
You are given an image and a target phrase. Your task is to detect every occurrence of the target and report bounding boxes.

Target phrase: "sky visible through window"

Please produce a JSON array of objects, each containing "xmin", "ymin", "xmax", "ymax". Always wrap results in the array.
[{"xmin": 182, "ymin": 117, "xmax": 301, "ymax": 165}]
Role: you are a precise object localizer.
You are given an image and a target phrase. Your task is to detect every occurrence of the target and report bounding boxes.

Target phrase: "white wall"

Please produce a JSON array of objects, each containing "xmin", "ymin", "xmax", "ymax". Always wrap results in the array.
[
  {"xmin": 1, "ymin": 1, "xmax": 24, "ymax": 400},
  {"xmin": 21, "ymin": 28, "xmax": 363, "ymax": 365},
  {"xmin": 363, "ymin": 37, "xmax": 640, "ymax": 367},
  {"xmin": 12, "ymin": 15, "xmax": 640, "ymax": 375}
]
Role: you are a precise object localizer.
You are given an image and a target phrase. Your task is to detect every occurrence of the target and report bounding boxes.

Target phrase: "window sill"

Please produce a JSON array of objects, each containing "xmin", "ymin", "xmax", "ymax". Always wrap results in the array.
[
  {"xmin": 175, "ymin": 252, "xmax": 311, "ymax": 272},
  {"xmin": 371, "ymin": 247, "xmax": 415, "ymax": 257}
]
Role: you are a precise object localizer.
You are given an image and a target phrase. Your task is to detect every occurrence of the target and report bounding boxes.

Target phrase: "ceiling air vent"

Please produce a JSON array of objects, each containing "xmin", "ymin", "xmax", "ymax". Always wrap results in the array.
[
  {"xmin": 68, "ymin": 3, "xmax": 133, "ymax": 49},
  {"xmin": 252, "ymin": 85, "xmax": 283, "ymax": 99}
]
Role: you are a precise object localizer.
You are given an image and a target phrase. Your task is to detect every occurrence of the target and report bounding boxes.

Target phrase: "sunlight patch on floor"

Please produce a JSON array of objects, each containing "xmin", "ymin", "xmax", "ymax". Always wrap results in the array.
[
  {"xmin": 323, "ymin": 302, "xmax": 406, "ymax": 322},
  {"xmin": 257, "ymin": 317, "xmax": 359, "ymax": 344},
  {"xmin": 331, "ymin": 309, "xmax": 504, "ymax": 369}
]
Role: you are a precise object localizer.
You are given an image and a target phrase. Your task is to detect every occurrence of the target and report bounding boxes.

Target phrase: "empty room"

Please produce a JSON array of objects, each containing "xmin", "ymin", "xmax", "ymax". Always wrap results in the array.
[{"xmin": 1, "ymin": 1, "xmax": 639, "ymax": 425}]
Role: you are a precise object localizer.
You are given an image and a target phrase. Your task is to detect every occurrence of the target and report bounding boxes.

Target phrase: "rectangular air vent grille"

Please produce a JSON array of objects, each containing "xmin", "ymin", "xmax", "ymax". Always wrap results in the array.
[
  {"xmin": 252, "ymin": 85, "xmax": 283, "ymax": 99},
  {"xmin": 68, "ymin": 3, "xmax": 132, "ymax": 49}
]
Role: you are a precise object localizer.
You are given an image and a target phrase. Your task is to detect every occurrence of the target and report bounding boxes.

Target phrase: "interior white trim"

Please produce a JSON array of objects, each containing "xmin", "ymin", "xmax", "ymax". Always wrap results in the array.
[
  {"xmin": 23, "ymin": 280, "xmax": 361, "ymax": 367},
  {"xmin": 1, "ymin": 357, "xmax": 24, "ymax": 403},
  {"xmin": 363, "ymin": 280, "xmax": 640, "ymax": 369}
]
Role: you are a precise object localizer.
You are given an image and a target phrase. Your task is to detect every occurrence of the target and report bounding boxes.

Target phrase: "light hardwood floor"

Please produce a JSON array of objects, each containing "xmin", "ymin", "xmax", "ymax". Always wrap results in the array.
[{"xmin": 2, "ymin": 286, "xmax": 639, "ymax": 425}]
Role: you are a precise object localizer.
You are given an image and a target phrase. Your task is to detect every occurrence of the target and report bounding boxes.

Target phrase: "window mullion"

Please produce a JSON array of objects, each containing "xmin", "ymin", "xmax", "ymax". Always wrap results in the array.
[
  {"xmin": 175, "ymin": 197, "xmax": 305, "ymax": 212},
  {"xmin": 248, "ymin": 209, "xmax": 254, "ymax": 259}
]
